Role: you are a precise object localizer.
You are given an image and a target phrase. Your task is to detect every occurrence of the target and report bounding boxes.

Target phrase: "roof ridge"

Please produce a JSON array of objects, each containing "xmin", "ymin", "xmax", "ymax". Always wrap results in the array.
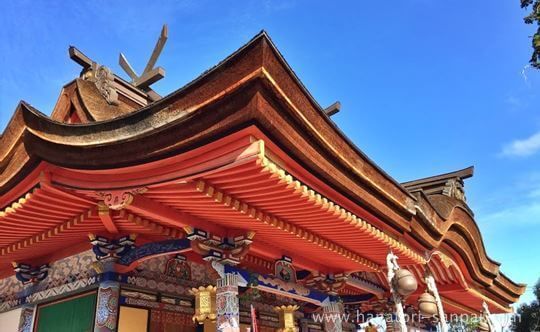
[{"xmin": 402, "ymin": 166, "xmax": 474, "ymax": 187}]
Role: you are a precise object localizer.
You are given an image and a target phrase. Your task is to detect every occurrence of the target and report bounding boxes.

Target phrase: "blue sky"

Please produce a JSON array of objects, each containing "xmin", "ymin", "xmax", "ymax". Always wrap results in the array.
[{"xmin": 1, "ymin": 1, "xmax": 538, "ymax": 304}]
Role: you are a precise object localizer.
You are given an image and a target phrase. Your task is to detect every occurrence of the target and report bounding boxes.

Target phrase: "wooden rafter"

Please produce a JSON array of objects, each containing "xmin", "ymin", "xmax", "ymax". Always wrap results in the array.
[
  {"xmin": 118, "ymin": 209, "xmax": 185, "ymax": 239},
  {"xmin": 0, "ymin": 207, "xmax": 97, "ymax": 256},
  {"xmin": 195, "ymin": 179, "xmax": 381, "ymax": 272},
  {"xmin": 127, "ymin": 194, "xmax": 226, "ymax": 235},
  {"xmin": 257, "ymin": 157, "xmax": 425, "ymax": 264}
]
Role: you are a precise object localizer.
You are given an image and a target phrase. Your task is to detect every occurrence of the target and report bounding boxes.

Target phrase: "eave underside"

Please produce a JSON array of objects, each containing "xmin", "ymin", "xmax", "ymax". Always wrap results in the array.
[{"xmin": 0, "ymin": 128, "xmax": 522, "ymax": 313}]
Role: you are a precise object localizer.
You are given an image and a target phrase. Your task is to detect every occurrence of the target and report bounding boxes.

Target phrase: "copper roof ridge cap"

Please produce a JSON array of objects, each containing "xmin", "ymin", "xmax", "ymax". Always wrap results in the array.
[
  {"xmin": 497, "ymin": 271, "xmax": 527, "ymax": 290},
  {"xmin": 0, "ymin": 103, "xmax": 28, "ymax": 163},
  {"xmin": 402, "ymin": 166, "xmax": 475, "ymax": 187},
  {"xmin": 259, "ymin": 31, "xmax": 416, "ymax": 202},
  {"xmin": 413, "ymin": 191, "xmax": 505, "ymax": 276},
  {"xmin": 0, "ymin": 102, "xmax": 26, "ymax": 138},
  {"xmin": 446, "ymin": 204, "xmax": 503, "ymax": 271}
]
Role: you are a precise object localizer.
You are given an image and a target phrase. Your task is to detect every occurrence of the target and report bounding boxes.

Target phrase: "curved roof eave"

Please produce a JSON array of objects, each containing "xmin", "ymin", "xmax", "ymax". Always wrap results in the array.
[{"xmin": 0, "ymin": 31, "xmax": 525, "ymax": 306}]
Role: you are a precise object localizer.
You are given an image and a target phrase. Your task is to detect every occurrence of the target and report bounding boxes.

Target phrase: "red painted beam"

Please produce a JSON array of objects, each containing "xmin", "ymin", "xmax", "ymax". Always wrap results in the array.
[
  {"xmin": 97, "ymin": 202, "xmax": 118, "ymax": 234},
  {"xmin": 128, "ymin": 194, "xmax": 226, "ymax": 236}
]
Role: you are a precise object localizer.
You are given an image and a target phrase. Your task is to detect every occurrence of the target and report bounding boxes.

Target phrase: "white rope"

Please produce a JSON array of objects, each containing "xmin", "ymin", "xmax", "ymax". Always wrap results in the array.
[
  {"xmin": 426, "ymin": 273, "xmax": 448, "ymax": 332},
  {"xmin": 386, "ymin": 252, "xmax": 407, "ymax": 332},
  {"xmin": 482, "ymin": 301, "xmax": 495, "ymax": 331}
]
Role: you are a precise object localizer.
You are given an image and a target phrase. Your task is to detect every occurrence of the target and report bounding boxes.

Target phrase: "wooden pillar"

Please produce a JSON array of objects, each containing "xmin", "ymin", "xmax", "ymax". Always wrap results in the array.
[
  {"xmin": 216, "ymin": 273, "xmax": 240, "ymax": 332},
  {"xmin": 17, "ymin": 304, "xmax": 36, "ymax": 332},
  {"xmin": 322, "ymin": 301, "xmax": 343, "ymax": 332},
  {"xmin": 94, "ymin": 280, "xmax": 120, "ymax": 332}
]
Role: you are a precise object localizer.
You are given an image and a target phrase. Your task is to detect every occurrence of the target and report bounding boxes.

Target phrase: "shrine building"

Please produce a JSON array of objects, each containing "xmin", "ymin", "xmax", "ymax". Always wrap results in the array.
[{"xmin": 0, "ymin": 28, "xmax": 525, "ymax": 332}]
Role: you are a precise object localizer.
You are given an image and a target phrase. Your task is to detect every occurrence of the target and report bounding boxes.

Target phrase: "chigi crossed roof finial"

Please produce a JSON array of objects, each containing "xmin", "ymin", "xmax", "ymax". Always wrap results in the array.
[
  {"xmin": 68, "ymin": 24, "xmax": 168, "ymax": 105},
  {"xmin": 119, "ymin": 24, "xmax": 168, "ymax": 99}
]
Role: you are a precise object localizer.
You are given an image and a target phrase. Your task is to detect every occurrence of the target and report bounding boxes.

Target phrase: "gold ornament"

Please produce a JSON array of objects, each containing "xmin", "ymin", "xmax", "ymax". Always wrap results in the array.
[
  {"xmin": 190, "ymin": 285, "xmax": 217, "ymax": 323},
  {"xmin": 274, "ymin": 305, "xmax": 299, "ymax": 332}
]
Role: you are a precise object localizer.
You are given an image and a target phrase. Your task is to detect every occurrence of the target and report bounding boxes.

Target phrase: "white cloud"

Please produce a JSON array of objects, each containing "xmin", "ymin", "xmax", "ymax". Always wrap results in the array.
[
  {"xmin": 501, "ymin": 131, "xmax": 540, "ymax": 157},
  {"xmin": 477, "ymin": 172, "xmax": 540, "ymax": 227},
  {"xmin": 505, "ymin": 95, "xmax": 522, "ymax": 108},
  {"xmin": 481, "ymin": 200, "xmax": 540, "ymax": 225},
  {"xmin": 529, "ymin": 188, "xmax": 540, "ymax": 198}
]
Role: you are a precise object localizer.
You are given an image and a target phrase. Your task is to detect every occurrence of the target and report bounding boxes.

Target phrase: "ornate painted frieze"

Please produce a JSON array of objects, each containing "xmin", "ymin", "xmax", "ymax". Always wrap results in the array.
[
  {"xmin": 0, "ymin": 249, "xmax": 98, "ymax": 312},
  {"xmin": 117, "ymin": 238, "xmax": 190, "ymax": 266},
  {"xmin": 164, "ymin": 254, "xmax": 191, "ymax": 280},
  {"xmin": 125, "ymin": 275, "xmax": 192, "ymax": 296},
  {"xmin": 128, "ymin": 254, "xmax": 218, "ymax": 288},
  {"xmin": 122, "ymin": 297, "xmax": 194, "ymax": 314},
  {"xmin": 26, "ymin": 276, "xmax": 98, "ymax": 304}
]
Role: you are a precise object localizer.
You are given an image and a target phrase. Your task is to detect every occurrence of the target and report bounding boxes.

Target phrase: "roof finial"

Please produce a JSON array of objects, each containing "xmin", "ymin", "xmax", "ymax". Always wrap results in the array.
[
  {"xmin": 119, "ymin": 24, "xmax": 168, "ymax": 101},
  {"xmin": 68, "ymin": 46, "xmax": 118, "ymax": 105}
]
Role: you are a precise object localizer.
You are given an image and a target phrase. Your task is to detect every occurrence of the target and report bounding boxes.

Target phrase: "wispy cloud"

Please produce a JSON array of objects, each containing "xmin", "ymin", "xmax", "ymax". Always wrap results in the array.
[
  {"xmin": 478, "ymin": 172, "xmax": 540, "ymax": 226},
  {"xmin": 504, "ymin": 95, "xmax": 522, "ymax": 108},
  {"xmin": 500, "ymin": 131, "xmax": 540, "ymax": 157},
  {"xmin": 481, "ymin": 201, "xmax": 540, "ymax": 225}
]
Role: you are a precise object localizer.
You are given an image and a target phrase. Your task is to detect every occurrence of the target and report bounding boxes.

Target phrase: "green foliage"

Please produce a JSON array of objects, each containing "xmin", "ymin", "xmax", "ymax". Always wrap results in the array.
[
  {"xmin": 512, "ymin": 278, "xmax": 540, "ymax": 331},
  {"xmin": 447, "ymin": 316, "xmax": 480, "ymax": 332},
  {"xmin": 522, "ymin": 0, "xmax": 540, "ymax": 68}
]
